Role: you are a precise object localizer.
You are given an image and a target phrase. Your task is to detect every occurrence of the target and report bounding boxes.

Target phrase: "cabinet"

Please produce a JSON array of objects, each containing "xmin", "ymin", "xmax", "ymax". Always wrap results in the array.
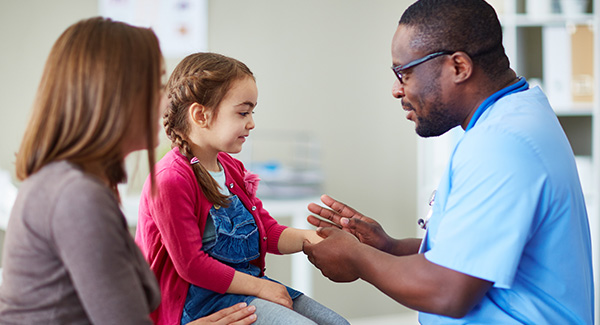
[{"xmin": 417, "ymin": 0, "xmax": 599, "ymax": 321}]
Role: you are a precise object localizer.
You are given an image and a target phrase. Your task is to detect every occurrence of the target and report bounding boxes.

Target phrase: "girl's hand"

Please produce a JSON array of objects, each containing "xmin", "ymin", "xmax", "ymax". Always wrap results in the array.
[
  {"xmin": 255, "ymin": 278, "xmax": 293, "ymax": 309},
  {"xmin": 186, "ymin": 302, "xmax": 257, "ymax": 324},
  {"xmin": 228, "ymin": 272, "xmax": 292, "ymax": 309},
  {"xmin": 278, "ymin": 228, "xmax": 323, "ymax": 254},
  {"xmin": 304, "ymin": 229, "xmax": 324, "ymax": 245}
]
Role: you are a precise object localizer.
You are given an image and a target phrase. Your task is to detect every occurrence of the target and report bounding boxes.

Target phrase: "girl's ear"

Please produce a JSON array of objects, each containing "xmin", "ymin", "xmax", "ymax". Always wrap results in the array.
[{"xmin": 189, "ymin": 103, "xmax": 209, "ymax": 127}]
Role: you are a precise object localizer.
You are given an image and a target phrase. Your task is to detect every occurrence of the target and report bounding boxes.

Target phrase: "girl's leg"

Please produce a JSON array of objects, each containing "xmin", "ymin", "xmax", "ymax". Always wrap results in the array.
[
  {"xmin": 292, "ymin": 294, "xmax": 350, "ymax": 325},
  {"xmin": 249, "ymin": 298, "xmax": 317, "ymax": 325}
]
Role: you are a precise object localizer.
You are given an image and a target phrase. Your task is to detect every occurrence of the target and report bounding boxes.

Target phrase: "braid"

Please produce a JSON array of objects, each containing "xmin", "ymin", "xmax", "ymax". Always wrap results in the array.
[
  {"xmin": 181, "ymin": 139, "xmax": 230, "ymax": 207},
  {"xmin": 163, "ymin": 96, "xmax": 230, "ymax": 208},
  {"xmin": 165, "ymin": 109, "xmax": 230, "ymax": 207}
]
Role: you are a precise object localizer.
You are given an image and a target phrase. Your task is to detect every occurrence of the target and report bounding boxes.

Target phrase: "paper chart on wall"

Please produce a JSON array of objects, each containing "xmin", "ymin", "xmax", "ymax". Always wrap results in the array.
[{"xmin": 99, "ymin": 0, "xmax": 208, "ymax": 58}]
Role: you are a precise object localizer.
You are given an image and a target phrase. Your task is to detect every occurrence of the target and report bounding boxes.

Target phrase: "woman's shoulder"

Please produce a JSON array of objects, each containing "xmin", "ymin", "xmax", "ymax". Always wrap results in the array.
[
  {"xmin": 25, "ymin": 161, "xmax": 109, "ymax": 200},
  {"xmin": 15, "ymin": 161, "xmax": 121, "ymax": 231}
]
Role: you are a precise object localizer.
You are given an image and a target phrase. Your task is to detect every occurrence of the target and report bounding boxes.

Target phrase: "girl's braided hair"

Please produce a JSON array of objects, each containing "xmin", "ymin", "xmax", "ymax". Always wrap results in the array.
[{"xmin": 164, "ymin": 52, "xmax": 254, "ymax": 207}]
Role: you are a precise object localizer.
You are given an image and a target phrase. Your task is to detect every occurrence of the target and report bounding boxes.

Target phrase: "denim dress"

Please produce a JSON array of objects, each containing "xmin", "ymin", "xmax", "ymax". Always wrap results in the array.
[{"xmin": 180, "ymin": 195, "xmax": 301, "ymax": 324}]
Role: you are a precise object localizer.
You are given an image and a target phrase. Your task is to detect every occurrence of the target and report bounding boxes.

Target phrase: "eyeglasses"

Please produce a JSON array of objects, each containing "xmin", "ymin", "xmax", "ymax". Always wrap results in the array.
[{"xmin": 391, "ymin": 51, "xmax": 453, "ymax": 84}]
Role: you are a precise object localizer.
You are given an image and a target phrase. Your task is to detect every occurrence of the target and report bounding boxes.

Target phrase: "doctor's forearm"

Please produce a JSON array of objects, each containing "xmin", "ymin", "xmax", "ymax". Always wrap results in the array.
[
  {"xmin": 383, "ymin": 237, "xmax": 422, "ymax": 256},
  {"xmin": 351, "ymin": 244, "xmax": 490, "ymax": 318}
]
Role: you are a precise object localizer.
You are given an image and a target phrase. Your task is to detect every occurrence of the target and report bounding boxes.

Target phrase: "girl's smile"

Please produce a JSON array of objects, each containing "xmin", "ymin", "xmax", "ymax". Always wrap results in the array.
[{"xmin": 188, "ymin": 76, "xmax": 258, "ymax": 170}]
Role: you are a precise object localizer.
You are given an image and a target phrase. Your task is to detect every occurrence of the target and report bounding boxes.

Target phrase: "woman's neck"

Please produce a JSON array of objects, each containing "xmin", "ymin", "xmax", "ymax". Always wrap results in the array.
[{"xmin": 80, "ymin": 161, "xmax": 111, "ymax": 186}]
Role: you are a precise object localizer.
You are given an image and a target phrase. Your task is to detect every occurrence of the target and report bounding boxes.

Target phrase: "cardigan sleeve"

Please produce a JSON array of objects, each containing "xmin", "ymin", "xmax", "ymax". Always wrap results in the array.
[{"xmin": 149, "ymin": 166, "xmax": 235, "ymax": 293}]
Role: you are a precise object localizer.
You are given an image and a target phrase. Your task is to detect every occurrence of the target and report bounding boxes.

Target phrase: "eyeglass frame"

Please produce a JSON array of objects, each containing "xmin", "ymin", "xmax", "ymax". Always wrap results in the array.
[{"xmin": 391, "ymin": 50, "xmax": 454, "ymax": 84}]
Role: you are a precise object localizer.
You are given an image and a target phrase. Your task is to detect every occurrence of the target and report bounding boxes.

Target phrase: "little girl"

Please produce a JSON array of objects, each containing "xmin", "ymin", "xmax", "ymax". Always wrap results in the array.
[{"xmin": 135, "ymin": 52, "xmax": 349, "ymax": 325}]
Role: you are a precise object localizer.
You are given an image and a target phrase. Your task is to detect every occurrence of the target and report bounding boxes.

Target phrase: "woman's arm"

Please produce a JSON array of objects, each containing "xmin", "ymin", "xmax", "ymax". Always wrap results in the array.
[
  {"xmin": 277, "ymin": 228, "xmax": 323, "ymax": 254},
  {"xmin": 54, "ymin": 181, "xmax": 156, "ymax": 324}
]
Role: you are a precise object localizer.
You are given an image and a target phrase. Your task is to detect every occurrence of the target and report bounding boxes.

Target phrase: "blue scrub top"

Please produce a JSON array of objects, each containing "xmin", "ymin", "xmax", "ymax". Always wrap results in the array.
[{"xmin": 418, "ymin": 86, "xmax": 594, "ymax": 324}]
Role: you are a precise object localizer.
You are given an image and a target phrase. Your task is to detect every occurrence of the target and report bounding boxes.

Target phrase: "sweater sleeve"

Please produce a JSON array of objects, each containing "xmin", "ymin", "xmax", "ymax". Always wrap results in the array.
[
  {"xmin": 52, "ymin": 179, "xmax": 156, "ymax": 324},
  {"xmin": 149, "ymin": 166, "xmax": 235, "ymax": 293}
]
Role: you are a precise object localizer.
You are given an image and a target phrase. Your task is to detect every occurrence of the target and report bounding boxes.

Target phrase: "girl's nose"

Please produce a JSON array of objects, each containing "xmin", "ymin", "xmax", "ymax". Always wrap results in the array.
[{"xmin": 247, "ymin": 115, "xmax": 255, "ymax": 130}]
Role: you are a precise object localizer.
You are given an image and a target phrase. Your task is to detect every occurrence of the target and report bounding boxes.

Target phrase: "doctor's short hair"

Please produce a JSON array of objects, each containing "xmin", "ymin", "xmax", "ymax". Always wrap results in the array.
[{"xmin": 399, "ymin": 0, "xmax": 509, "ymax": 79}]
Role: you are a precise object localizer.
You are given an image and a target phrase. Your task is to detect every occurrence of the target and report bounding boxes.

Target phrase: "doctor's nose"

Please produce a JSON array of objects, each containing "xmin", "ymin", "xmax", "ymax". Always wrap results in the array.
[{"xmin": 392, "ymin": 79, "xmax": 404, "ymax": 99}]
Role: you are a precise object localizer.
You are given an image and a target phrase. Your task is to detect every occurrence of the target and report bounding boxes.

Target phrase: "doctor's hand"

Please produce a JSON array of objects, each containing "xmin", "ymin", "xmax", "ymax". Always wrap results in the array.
[
  {"xmin": 302, "ymin": 227, "xmax": 361, "ymax": 283},
  {"xmin": 307, "ymin": 195, "xmax": 396, "ymax": 253}
]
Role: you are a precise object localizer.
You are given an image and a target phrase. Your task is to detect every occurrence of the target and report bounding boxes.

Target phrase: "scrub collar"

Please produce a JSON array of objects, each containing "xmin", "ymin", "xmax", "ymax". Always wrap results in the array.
[{"xmin": 465, "ymin": 77, "xmax": 529, "ymax": 132}]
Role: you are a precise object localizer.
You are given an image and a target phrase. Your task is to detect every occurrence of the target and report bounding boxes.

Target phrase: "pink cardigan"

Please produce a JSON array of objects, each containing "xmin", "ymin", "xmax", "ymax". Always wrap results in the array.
[{"xmin": 135, "ymin": 148, "xmax": 287, "ymax": 324}]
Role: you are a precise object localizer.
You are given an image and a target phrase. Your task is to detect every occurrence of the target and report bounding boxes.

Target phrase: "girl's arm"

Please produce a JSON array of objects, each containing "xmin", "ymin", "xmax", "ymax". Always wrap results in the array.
[
  {"xmin": 226, "ymin": 271, "xmax": 293, "ymax": 309},
  {"xmin": 277, "ymin": 228, "xmax": 323, "ymax": 254}
]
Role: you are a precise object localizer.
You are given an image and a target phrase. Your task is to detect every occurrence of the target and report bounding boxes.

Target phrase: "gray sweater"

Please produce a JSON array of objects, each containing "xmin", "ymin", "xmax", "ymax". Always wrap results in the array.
[{"xmin": 0, "ymin": 161, "xmax": 160, "ymax": 324}]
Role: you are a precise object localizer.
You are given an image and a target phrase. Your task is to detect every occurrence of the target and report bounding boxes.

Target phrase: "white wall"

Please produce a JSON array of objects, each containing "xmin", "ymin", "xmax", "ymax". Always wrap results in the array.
[
  {"xmin": 0, "ymin": 0, "xmax": 418, "ymax": 320},
  {"xmin": 204, "ymin": 1, "xmax": 417, "ymax": 319}
]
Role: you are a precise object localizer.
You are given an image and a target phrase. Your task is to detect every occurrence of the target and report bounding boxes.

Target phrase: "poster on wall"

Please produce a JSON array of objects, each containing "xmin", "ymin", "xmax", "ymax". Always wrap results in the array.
[{"xmin": 99, "ymin": 0, "xmax": 208, "ymax": 58}]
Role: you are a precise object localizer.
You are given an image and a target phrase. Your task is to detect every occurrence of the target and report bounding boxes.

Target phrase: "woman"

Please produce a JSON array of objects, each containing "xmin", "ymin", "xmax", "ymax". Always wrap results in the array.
[{"xmin": 0, "ymin": 17, "xmax": 255, "ymax": 324}]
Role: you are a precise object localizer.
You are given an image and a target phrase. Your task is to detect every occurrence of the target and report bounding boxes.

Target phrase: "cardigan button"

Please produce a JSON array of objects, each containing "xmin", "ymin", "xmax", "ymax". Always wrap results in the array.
[
  {"xmin": 263, "ymin": 237, "xmax": 267, "ymax": 241},
  {"xmin": 252, "ymin": 206, "xmax": 257, "ymax": 211},
  {"xmin": 229, "ymin": 183, "xmax": 234, "ymax": 189}
]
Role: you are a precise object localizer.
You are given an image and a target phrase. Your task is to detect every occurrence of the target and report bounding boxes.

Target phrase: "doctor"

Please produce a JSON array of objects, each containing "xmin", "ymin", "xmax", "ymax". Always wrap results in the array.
[{"xmin": 302, "ymin": 0, "xmax": 594, "ymax": 323}]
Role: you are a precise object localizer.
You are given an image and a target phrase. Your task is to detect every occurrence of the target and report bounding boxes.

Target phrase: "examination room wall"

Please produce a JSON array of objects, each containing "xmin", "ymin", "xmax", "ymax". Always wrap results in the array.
[{"xmin": 0, "ymin": 0, "xmax": 418, "ymax": 320}]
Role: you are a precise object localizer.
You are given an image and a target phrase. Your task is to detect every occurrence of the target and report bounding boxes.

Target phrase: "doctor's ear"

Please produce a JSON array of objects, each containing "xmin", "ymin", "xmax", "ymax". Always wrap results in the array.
[
  {"xmin": 449, "ymin": 51, "xmax": 473, "ymax": 83},
  {"xmin": 189, "ymin": 103, "xmax": 209, "ymax": 127}
]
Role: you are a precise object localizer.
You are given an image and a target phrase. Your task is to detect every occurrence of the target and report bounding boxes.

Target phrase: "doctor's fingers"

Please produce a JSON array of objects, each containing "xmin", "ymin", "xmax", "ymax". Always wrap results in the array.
[
  {"xmin": 307, "ymin": 203, "xmax": 344, "ymax": 225},
  {"xmin": 320, "ymin": 195, "xmax": 364, "ymax": 220},
  {"xmin": 302, "ymin": 241, "xmax": 317, "ymax": 263},
  {"xmin": 306, "ymin": 214, "xmax": 343, "ymax": 230}
]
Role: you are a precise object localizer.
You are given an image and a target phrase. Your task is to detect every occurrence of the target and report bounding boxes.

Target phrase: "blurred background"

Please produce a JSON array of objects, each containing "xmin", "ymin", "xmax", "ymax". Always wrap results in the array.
[{"xmin": 0, "ymin": 0, "xmax": 422, "ymax": 322}]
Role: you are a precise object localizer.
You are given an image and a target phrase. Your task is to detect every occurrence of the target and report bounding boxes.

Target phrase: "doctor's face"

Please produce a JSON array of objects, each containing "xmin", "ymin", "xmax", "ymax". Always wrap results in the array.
[{"xmin": 391, "ymin": 25, "xmax": 463, "ymax": 138}]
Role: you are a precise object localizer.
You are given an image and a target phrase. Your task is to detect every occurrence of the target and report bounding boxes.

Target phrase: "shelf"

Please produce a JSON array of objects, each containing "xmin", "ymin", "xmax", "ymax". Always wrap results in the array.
[
  {"xmin": 500, "ymin": 13, "xmax": 595, "ymax": 26},
  {"xmin": 557, "ymin": 115, "xmax": 593, "ymax": 156},
  {"xmin": 554, "ymin": 102, "xmax": 594, "ymax": 115}
]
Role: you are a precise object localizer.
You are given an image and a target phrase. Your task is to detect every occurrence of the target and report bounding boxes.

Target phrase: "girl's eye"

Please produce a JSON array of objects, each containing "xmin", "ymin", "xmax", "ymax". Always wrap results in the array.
[{"xmin": 240, "ymin": 111, "xmax": 255, "ymax": 117}]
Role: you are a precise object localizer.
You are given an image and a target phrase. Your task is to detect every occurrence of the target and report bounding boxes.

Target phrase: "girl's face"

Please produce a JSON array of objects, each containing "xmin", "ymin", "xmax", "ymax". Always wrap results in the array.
[{"xmin": 203, "ymin": 76, "xmax": 258, "ymax": 155}]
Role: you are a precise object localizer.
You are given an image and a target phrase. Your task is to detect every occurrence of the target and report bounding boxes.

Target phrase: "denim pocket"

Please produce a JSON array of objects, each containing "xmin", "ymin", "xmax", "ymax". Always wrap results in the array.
[{"xmin": 204, "ymin": 195, "xmax": 260, "ymax": 264}]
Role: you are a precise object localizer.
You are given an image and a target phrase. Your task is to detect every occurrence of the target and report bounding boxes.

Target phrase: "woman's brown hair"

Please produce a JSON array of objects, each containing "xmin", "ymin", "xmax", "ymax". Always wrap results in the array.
[
  {"xmin": 164, "ymin": 52, "xmax": 254, "ymax": 207},
  {"xmin": 15, "ymin": 17, "xmax": 162, "ymax": 196}
]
